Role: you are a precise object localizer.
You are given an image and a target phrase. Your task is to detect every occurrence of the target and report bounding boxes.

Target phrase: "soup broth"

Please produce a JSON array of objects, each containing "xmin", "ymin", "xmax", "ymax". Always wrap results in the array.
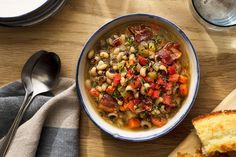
[{"xmin": 85, "ymin": 22, "xmax": 190, "ymax": 130}]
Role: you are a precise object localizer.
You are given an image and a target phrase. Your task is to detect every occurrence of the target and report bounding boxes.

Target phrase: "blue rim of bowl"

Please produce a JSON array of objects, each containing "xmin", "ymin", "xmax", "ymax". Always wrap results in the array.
[{"xmin": 76, "ymin": 13, "xmax": 200, "ymax": 142}]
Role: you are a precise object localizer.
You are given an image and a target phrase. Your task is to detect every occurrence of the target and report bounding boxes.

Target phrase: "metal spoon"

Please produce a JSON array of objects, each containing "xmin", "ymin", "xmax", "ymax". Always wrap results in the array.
[
  {"xmin": 0, "ymin": 50, "xmax": 46, "ymax": 152},
  {"xmin": 0, "ymin": 51, "xmax": 61, "ymax": 157}
]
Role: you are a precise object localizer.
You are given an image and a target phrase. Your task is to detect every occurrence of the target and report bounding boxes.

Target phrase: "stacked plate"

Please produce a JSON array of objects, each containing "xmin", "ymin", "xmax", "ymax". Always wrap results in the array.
[{"xmin": 0, "ymin": 0, "xmax": 67, "ymax": 27}]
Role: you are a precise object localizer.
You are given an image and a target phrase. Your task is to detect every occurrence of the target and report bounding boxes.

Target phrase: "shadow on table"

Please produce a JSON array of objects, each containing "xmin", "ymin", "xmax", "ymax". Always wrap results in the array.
[
  {"xmin": 202, "ymin": 26, "xmax": 236, "ymax": 98},
  {"xmin": 99, "ymin": 123, "xmax": 192, "ymax": 157}
]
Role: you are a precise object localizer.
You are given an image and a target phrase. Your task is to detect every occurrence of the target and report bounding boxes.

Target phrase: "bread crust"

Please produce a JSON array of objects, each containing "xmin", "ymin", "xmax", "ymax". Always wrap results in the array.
[{"xmin": 192, "ymin": 110, "xmax": 236, "ymax": 123}]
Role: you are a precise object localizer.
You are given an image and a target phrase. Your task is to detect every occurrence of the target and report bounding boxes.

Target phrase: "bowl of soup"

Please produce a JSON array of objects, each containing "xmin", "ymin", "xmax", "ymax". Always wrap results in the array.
[{"xmin": 76, "ymin": 14, "xmax": 200, "ymax": 141}]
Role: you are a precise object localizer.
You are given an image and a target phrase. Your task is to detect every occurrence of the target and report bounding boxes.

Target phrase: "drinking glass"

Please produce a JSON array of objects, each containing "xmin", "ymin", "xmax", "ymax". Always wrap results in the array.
[{"xmin": 190, "ymin": 0, "xmax": 236, "ymax": 30}]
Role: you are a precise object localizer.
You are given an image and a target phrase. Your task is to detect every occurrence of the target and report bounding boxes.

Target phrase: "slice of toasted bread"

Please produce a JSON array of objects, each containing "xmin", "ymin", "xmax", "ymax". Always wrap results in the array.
[{"xmin": 192, "ymin": 110, "xmax": 236, "ymax": 156}]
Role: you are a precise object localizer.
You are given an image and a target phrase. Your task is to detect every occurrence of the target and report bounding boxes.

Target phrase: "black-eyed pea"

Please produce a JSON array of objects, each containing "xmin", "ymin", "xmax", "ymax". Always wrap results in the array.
[
  {"xmin": 96, "ymin": 86, "xmax": 102, "ymax": 92},
  {"xmin": 106, "ymin": 38, "xmax": 113, "ymax": 45},
  {"xmin": 120, "ymin": 34, "xmax": 126, "ymax": 43},
  {"xmin": 113, "ymin": 47, "xmax": 120, "ymax": 54},
  {"xmin": 112, "ymin": 65, "xmax": 118, "ymax": 70},
  {"xmin": 90, "ymin": 67, "xmax": 97, "ymax": 76},
  {"xmin": 97, "ymin": 61, "xmax": 108, "ymax": 70},
  {"xmin": 101, "ymin": 83, "xmax": 108, "ymax": 91},
  {"xmin": 106, "ymin": 78, "xmax": 112, "ymax": 84},
  {"xmin": 140, "ymin": 67, "xmax": 147, "ymax": 77},
  {"xmin": 130, "ymin": 46, "xmax": 136, "ymax": 53},
  {"xmin": 129, "ymin": 54, "xmax": 136, "ymax": 61},
  {"xmin": 98, "ymin": 70, "xmax": 103, "ymax": 75},
  {"xmin": 85, "ymin": 79, "xmax": 91, "ymax": 89},
  {"xmin": 100, "ymin": 51, "xmax": 109, "ymax": 58},
  {"xmin": 88, "ymin": 50, "xmax": 95, "ymax": 59}
]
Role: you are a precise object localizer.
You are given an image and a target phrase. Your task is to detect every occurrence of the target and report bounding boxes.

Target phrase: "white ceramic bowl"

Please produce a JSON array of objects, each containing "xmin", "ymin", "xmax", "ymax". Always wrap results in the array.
[{"xmin": 76, "ymin": 14, "xmax": 200, "ymax": 142}]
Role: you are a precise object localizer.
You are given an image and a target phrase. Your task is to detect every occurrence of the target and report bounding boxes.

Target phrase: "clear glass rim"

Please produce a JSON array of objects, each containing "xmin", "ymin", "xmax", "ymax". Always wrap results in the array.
[{"xmin": 191, "ymin": 0, "xmax": 236, "ymax": 28}]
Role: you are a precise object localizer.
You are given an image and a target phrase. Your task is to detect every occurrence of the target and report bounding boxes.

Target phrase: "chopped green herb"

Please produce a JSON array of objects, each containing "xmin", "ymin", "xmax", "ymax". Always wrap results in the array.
[
  {"xmin": 112, "ymin": 90, "xmax": 122, "ymax": 99},
  {"xmin": 126, "ymin": 37, "xmax": 134, "ymax": 46},
  {"xmin": 92, "ymin": 81, "xmax": 97, "ymax": 88}
]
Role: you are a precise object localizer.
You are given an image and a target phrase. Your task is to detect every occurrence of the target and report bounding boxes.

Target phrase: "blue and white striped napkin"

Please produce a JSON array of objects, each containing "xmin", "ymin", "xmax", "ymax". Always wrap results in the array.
[{"xmin": 0, "ymin": 78, "xmax": 80, "ymax": 157}]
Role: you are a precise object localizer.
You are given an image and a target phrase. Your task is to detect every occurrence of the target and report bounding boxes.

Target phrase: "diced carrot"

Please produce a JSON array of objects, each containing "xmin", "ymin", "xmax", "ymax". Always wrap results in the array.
[
  {"xmin": 130, "ymin": 77, "xmax": 142, "ymax": 89},
  {"xmin": 106, "ymin": 86, "xmax": 115, "ymax": 94},
  {"xmin": 129, "ymin": 59, "xmax": 135, "ymax": 66},
  {"xmin": 179, "ymin": 75, "xmax": 188, "ymax": 84},
  {"xmin": 89, "ymin": 88, "xmax": 100, "ymax": 97},
  {"xmin": 168, "ymin": 74, "xmax": 179, "ymax": 82},
  {"xmin": 128, "ymin": 118, "xmax": 141, "ymax": 129},
  {"xmin": 179, "ymin": 84, "xmax": 188, "ymax": 96},
  {"xmin": 151, "ymin": 117, "xmax": 167, "ymax": 128},
  {"xmin": 123, "ymin": 100, "xmax": 135, "ymax": 112},
  {"xmin": 119, "ymin": 106, "xmax": 126, "ymax": 111}
]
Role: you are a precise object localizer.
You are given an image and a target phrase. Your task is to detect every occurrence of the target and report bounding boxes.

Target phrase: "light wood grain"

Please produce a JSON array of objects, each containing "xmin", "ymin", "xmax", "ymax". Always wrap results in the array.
[{"xmin": 0, "ymin": 0, "xmax": 236, "ymax": 156}]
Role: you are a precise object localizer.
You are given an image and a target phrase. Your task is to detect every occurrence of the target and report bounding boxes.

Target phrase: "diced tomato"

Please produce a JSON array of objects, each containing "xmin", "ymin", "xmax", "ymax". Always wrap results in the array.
[
  {"xmin": 168, "ymin": 74, "xmax": 179, "ymax": 82},
  {"xmin": 179, "ymin": 75, "xmax": 188, "ymax": 84},
  {"xmin": 143, "ymin": 104, "xmax": 152, "ymax": 111},
  {"xmin": 106, "ymin": 86, "xmax": 115, "ymax": 94},
  {"xmin": 179, "ymin": 84, "xmax": 188, "ymax": 96},
  {"xmin": 147, "ymin": 88, "xmax": 154, "ymax": 97},
  {"xmin": 151, "ymin": 117, "xmax": 167, "ymax": 128},
  {"xmin": 150, "ymin": 83, "xmax": 156, "ymax": 89},
  {"xmin": 112, "ymin": 38, "xmax": 122, "ymax": 47},
  {"xmin": 138, "ymin": 55, "xmax": 148, "ymax": 65},
  {"xmin": 163, "ymin": 95, "xmax": 172, "ymax": 105},
  {"xmin": 144, "ymin": 77, "xmax": 154, "ymax": 83},
  {"xmin": 133, "ymin": 99, "xmax": 141, "ymax": 105},
  {"xmin": 168, "ymin": 65, "xmax": 176, "ymax": 75},
  {"xmin": 128, "ymin": 118, "xmax": 141, "ymax": 129},
  {"xmin": 89, "ymin": 88, "xmax": 100, "ymax": 97},
  {"xmin": 126, "ymin": 69, "xmax": 133, "ymax": 78},
  {"xmin": 112, "ymin": 73, "xmax": 121, "ymax": 86},
  {"xmin": 152, "ymin": 90, "xmax": 160, "ymax": 98},
  {"xmin": 157, "ymin": 76, "xmax": 165, "ymax": 85},
  {"xmin": 164, "ymin": 82, "xmax": 173, "ymax": 91}
]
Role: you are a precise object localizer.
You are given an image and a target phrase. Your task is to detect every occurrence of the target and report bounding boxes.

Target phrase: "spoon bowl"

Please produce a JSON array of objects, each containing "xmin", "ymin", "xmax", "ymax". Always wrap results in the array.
[{"xmin": 31, "ymin": 52, "xmax": 61, "ymax": 95}]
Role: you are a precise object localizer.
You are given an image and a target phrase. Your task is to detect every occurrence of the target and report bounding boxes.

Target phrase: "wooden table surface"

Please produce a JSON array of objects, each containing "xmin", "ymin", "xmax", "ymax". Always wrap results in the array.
[{"xmin": 0, "ymin": 0, "xmax": 236, "ymax": 156}]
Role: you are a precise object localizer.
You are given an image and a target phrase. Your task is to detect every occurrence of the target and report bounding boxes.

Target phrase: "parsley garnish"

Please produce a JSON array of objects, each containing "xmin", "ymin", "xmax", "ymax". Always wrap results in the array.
[{"xmin": 126, "ymin": 37, "xmax": 134, "ymax": 46}]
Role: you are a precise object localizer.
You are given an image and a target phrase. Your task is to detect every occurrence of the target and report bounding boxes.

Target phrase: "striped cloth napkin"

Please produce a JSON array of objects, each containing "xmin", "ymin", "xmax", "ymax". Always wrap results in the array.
[{"xmin": 0, "ymin": 78, "xmax": 80, "ymax": 157}]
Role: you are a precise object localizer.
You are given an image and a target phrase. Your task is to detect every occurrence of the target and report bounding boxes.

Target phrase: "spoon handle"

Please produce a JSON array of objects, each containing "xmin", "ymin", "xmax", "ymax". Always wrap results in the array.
[{"xmin": 0, "ymin": 91, "xmax": 33, "ymax": 157}]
